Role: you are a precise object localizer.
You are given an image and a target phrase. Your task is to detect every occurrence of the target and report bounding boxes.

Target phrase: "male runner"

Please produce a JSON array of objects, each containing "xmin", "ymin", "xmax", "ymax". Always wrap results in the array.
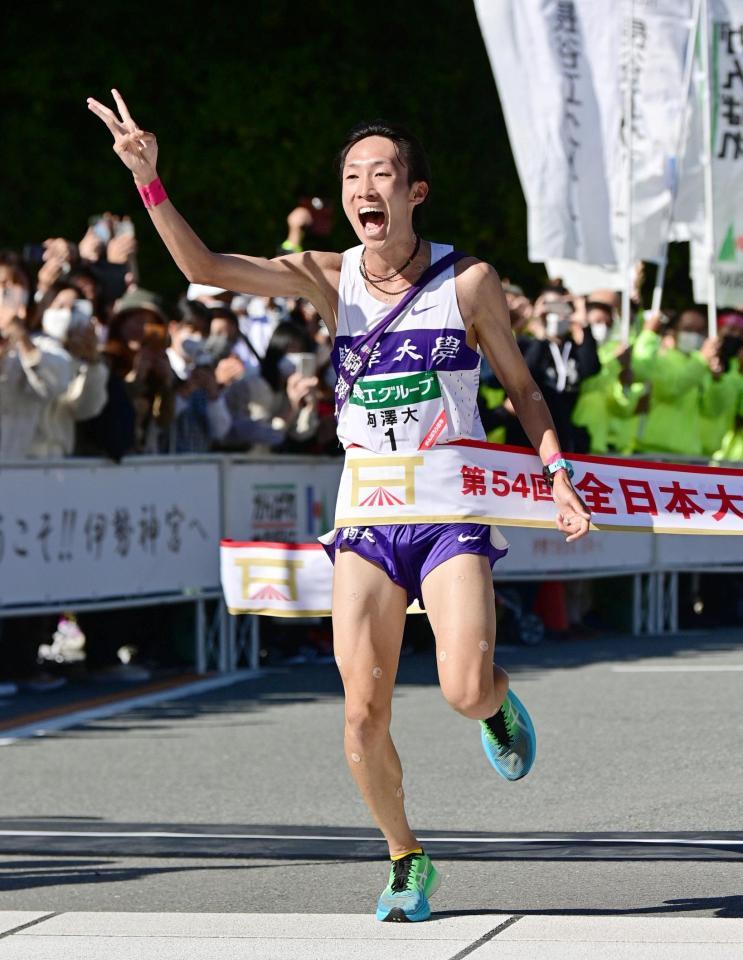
[{"xmin": 88, "ymin": 91, "xmax": 591, "ymax": 922}]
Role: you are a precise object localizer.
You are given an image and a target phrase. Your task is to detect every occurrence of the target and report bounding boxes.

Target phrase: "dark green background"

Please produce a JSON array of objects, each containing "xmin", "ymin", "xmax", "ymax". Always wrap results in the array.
[{"xmin": 4, "ymin": 0, "xmax": 691, "ymax": 307}]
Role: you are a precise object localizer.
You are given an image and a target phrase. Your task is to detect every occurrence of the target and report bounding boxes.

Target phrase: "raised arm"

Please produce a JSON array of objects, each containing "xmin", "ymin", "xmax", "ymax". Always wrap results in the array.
[
  {"xmin": 87, "ymin": 90, "xmax": 340, "ymax": 330},
  {"xmin": 457, "ymin": 259, "xmax": 591, "ymax": 542}
]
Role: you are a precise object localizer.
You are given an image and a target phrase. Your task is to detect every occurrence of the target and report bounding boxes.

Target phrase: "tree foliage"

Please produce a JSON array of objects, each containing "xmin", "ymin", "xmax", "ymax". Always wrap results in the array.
[{"xmin": 3, "ymin": 0, "xmax": 692, "ymax": 308}]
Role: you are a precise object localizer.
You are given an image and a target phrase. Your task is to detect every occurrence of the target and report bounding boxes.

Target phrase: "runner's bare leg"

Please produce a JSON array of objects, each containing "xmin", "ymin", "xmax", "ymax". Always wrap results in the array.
[
  {"xmin": 421, "ymin": 554, "xmax": 509, "ymax": 719},
  {"xmin": 332, "ymin": 549, "xmax": 418, "ymax": 856}
]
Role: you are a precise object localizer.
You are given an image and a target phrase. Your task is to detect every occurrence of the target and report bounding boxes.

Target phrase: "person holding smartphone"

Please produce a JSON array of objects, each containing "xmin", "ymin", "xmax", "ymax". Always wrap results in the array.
[{"xmin": 88, "ymin": 90, "xmax": 591, "ymax": 923}]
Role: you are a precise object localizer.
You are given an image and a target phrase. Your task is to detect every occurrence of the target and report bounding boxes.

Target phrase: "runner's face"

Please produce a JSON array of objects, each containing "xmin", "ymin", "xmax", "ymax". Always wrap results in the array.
[{"xmin": 341, "ymin": 136, "xmax": 425, "ymax": 248}]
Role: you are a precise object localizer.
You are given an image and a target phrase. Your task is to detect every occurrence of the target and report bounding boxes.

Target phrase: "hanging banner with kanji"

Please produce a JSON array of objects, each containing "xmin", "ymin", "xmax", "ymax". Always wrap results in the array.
[
  {"xmin": 333, "ymin": 442, "xmax": 743, "ymax": 535},
  {"xmin": 692, "ymin": 0, "xmax": 743, "ymax": 307}
]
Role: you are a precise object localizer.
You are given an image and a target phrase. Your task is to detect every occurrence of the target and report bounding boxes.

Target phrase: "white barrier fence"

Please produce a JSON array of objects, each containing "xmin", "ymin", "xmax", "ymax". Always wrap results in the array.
[{"xmin": 1, "ymin": 454, "xmax": 741, "ymax": 672}]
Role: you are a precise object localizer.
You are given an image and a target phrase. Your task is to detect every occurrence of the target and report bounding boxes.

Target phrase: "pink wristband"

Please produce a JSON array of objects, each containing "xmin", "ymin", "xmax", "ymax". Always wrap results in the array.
[
  {"xmin": 546, "ymin": 451, "xmax": 563, "ymax": 465},
  {"xmin": 137, "ymin": 177, "xmax": 168, "ymax": 209}
]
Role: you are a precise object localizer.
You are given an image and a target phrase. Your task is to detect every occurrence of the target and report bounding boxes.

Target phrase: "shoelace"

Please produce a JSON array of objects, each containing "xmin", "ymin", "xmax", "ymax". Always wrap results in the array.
[
  {"xmin": 390, "ymin": 853, "xmax": 420, "ymax": 893},
  {"xmin": 484, "ymin": 704, "xmax": 514, "ymax": 749}
]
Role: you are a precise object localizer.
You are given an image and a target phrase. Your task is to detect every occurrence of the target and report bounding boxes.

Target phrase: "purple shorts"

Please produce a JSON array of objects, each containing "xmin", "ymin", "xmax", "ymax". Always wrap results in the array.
[{"xmin": 322, "ymin": 523, "xmax": 509, "ymax": 608}]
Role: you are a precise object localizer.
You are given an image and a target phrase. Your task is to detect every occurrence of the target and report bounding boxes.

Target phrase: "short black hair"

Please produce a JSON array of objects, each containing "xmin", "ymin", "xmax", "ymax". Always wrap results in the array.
[
  {"xmin": 585, "ymin": 300, "xmax": 614, "ymax": 322},
  {"xmin": 336, "ymin": 120, "xmax": 431, "ymax": 221}
]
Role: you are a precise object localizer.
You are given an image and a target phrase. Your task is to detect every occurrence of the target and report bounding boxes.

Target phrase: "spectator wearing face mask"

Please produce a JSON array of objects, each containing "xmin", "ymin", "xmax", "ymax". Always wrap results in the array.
[
  {"xmin": 165, "ymin": 306, "xmax": 232, "ymax": 453},
  {"xmin": 572, "ymin": 300, "xmax": 644, "ymax": 454},
  {"xmin": 240, "ymin": 320, "xmax": 320, "ymax": 452},
  {"xmin": 515, "ymin": 292, "xmax": 601, "ymax": 453},
  {"xmin": 632, "ymin": 307, "xmax": 719, "ymax": 458},
  {"xmin": 31, "ymin": 281, "xmax": 109, "ymax": 456},
  {"xmin": 204, "ymin": 305, "xmax": 262, "ymax": 379},
  {"xmin": 0, "ymin": 282, "xmax": 73, "ymax": 461}
]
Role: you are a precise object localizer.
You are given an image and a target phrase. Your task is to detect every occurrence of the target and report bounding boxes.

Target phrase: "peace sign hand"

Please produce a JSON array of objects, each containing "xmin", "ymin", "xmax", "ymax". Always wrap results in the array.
[{"xmin": 87, "ymin": 89, "xmax": 158, "ymax": 185}]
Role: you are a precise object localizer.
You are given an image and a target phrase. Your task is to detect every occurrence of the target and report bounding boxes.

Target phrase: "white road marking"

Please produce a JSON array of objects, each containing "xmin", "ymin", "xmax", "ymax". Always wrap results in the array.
[
  {"xmin": 612, "ymin": 665, "xmax": 743, "ymax": 673},
  {"xmin": 0, "ymin": 670, "xmax": 260, "ymax": 746},
  {"xmin": 0, "ymin": 830, "xmax": 740, "ymax": 845}
]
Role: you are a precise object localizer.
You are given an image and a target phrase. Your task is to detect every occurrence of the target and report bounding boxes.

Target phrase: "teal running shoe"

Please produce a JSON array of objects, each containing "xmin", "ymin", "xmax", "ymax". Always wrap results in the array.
[
  {"xmin": 480, "ymin": 689, "xmax": 536, "ymax": 781},
  {"xmin": 375, "ymin": 851, "xmax": 440, "ymax": 922}
]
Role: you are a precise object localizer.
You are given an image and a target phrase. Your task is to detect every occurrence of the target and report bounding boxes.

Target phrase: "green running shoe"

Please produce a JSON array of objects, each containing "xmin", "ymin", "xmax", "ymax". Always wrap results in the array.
[
  {"xmin": 480, "ymin": 689, "xmax": 536, "ymax": 781},
  {"xmin": 375, "ymin": 851, "xmax": 441, "ymax": 922}
]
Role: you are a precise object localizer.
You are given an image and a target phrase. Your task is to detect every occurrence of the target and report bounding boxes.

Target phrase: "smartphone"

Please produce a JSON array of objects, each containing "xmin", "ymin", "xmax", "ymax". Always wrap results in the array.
[
  {"xmin": 286, "ymin": 352, "xmax": 317, "ymax": 378},
  {"xmin": 22, "ymin": 243, "xmax": 45, "ymax": 264},
  {"xmin": 298, "ymin": 196, "xmax": 334, "ymax": 237},
  {"xmin": 550, "ymin": 300, "xmax": 573, "ymax": 319},
  {"xmin": 89, "ymin": 215, "xmax": 112, "ymax": 245},
  {"xmin": 114, "ymin": 218, "xmax": 135, "ymax": 238}
]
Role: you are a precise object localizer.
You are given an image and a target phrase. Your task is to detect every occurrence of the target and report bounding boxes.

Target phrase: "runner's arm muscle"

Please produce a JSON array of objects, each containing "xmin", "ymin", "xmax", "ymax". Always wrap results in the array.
[
  {"xmin": 147, "ymin": 203, "xmax": 340, "ymax": 334},
  {"xmin": 457, "ymin": 259, "xmax": 590, "ymax": 539},
  {"xmin": 86, "ymin": 90, "xmax": 340, "ymax": 333},
  {"xmin": 143, "ymin": 198, "xmax": 339, "ymax": 311},
  {"xmin": 459, "ymin": 260, "xmax": 561, "ymax": 462}
]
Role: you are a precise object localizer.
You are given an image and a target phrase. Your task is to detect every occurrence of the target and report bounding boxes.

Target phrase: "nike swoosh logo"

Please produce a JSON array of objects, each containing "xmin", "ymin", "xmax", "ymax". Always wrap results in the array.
[
  {"xmin": 458, "ymin": 534, "xmax": 480, "ymax": 542},
  {"xmin": 410, "ymin": 304, "xmax": 436, "ymax": 315}
]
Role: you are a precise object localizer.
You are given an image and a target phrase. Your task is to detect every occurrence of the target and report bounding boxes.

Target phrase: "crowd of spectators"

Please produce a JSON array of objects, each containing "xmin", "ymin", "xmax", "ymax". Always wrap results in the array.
[
  {"xmin": 481, "ymin": 279, "xmax": 743, "ymax": 463},
  {"xmin": 1, "ymin": 215, "xmax": 741, "ymax": 467},
  {"xmin": 0, "ymin": 207, "xmax": 338, "ymax": 465},
  {"xmin": 0, "ymin": 208, "xmax": 741, "ymax": 691}
]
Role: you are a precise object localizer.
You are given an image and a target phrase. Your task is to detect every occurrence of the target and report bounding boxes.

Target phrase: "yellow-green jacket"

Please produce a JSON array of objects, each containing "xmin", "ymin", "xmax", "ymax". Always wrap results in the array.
[
  {"xmin": 701, "ymin": 359, "xmax": 742, "ymax": 456},
  {"xmin": 712, "ymin": 362, "xmax": 743, "ymax": 462},
  {"xmin": 631, "ymin": 329, "xmax": 709, "ymax": 457},
  {"xmin": 572, "ymin": 341, "xmax": 642, "ymax": 453}
]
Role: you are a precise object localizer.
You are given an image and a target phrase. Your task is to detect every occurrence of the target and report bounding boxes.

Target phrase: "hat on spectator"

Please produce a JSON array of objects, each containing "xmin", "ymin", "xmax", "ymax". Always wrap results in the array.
[
  {"xmin": 114, "ymin": 288, "xmax": 167, "ymax": 324},
  {"xmin": 187, "ymin": 282, "xmax": 227, "ymax": 301}
]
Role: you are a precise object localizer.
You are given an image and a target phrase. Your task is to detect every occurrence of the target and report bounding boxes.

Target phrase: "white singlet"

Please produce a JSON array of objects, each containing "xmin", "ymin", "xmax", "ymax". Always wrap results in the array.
[{"xmin": 332, "ymin": 242, "xmax": 486, "ymax": 453}]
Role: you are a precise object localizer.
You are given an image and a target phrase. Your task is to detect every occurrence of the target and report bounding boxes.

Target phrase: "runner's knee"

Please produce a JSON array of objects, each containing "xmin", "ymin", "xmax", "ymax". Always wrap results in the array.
[
  {"xmin": 440, "ymin": 676, "xmax": 494, "ymax": 719},
  {"xmin": 344, "ymin": 700, "xmax": 392, "ymax": 748}
]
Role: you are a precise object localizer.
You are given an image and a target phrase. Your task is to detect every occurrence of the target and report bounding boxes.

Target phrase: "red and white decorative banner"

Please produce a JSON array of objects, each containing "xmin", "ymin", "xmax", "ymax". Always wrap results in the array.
[
  {"xmin": 220, "ymin": 541, "xmax": 334, "ymax": 618},
  {"xmin": 222, "ymin": 444, "xmax": 742, "ymax": 616},
  {"xmin": 334, "ymin": 442, "xmax": 743, "ymax": 536}
]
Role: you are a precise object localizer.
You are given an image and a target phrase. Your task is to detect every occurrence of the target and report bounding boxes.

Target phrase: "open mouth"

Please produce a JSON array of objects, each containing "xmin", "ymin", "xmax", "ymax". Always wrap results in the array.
[{"xmin": 358, "ymin": 207, "xmax": 386, "ymax": 237}]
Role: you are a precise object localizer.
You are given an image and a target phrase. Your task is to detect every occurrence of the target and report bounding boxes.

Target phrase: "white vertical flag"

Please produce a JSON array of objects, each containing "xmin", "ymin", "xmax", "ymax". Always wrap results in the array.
[
  {"xmin": 611, "ymin": 0, "xmax": 700, "ymax": 264},
  {"xmin": 692, "ymin": 0, "xmax": 743, "ymax": 306},
  {"xmin": 474, "ymin": 0, "xmax": 618, "ymax": 265},
  {"xmin": 476, "ymin": 0, "xmax": 700, "ymax": 271}
]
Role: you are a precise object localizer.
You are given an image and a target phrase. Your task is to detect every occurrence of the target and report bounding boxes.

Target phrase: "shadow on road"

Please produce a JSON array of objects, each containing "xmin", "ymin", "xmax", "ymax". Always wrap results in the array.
[
  {"xmin": 437, "ymin": 895, "xmax": 743, "ymax": 919},
  {"xmin": 1, "ymin": 817, "xmax": 741, "ymax": 863}
]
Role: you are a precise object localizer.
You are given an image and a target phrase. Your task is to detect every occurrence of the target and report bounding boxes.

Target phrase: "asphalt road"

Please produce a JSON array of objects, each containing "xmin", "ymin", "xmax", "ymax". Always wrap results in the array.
[{"xmin": 1, "ymin": 627, "xmax": 742, "ymax": 918}]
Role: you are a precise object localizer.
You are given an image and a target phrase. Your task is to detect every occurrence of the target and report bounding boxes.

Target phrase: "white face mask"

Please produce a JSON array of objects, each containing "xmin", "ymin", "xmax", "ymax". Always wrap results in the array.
[
  {"xmin": 677, "ymin": 331, "xmax": 704, "ymax": 354},
  {"xmin": 42, "ymin": 308, "xmax": 73, "ymax": 341},
  {"xmin": 591, "ymin": 322, "xmax": 609, "ymax": 344},
  {"xmin": 42, "ymin": 300, "xmax": 92, "ymax": 342}
]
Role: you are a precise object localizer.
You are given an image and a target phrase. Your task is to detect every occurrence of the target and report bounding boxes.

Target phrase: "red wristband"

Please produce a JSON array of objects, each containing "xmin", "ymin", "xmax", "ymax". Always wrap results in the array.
[
  {"xmin": 137, "ymin": 177, "xmax": 168, "ymax": 209},
  {"xmin": 546, "ymin": 451, "xmax": 563, "ymax": 465}
]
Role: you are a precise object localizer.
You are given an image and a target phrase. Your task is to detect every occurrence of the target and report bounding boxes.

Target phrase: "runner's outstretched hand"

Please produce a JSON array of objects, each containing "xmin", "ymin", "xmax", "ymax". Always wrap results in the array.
[
  {"xmin": 87, "ymin": 89, "xmax": 158, "ymax": 185},
  {"xmin": 552, "ymin": 473, "xmax": 591, "ymax": 542}
]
